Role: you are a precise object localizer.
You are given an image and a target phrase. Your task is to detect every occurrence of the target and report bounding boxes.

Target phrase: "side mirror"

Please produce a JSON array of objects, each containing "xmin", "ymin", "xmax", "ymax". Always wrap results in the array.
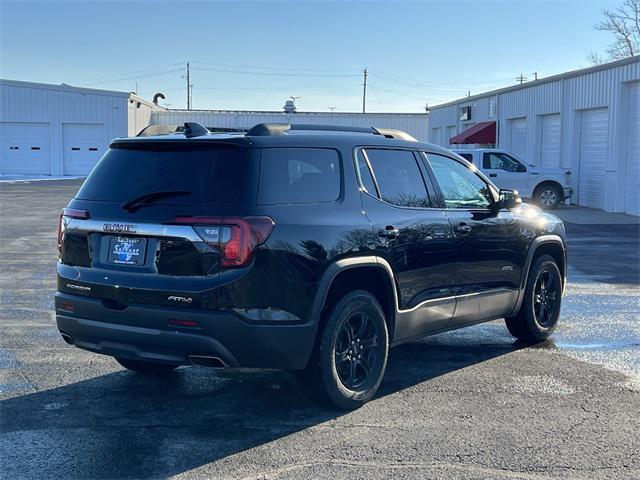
[{"xmin": 496, "ymin": 189, "xmax": 522, "ymax": 210}]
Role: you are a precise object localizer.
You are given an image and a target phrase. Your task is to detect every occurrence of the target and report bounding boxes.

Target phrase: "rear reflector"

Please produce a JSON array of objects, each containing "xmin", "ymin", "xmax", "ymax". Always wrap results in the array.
[
  {"xmin": 57, "ymin": 302, "xmax": 74, "ymax": 313},
  {"xmin": 169, "ymin": 319, "xmax": 199, "ymax": 328}
]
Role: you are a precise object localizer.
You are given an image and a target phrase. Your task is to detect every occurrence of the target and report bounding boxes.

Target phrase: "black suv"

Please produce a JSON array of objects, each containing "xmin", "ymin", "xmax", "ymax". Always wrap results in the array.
[{"xmin": 56, "ymin": 123, "xmax": 567, "ymax": 409}]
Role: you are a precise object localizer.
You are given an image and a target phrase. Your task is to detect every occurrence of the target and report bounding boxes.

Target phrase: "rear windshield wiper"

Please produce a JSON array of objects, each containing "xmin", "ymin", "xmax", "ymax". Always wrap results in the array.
[{"xmin": 121, "ymin": 190, "xmax": 192, "ymax": 212}]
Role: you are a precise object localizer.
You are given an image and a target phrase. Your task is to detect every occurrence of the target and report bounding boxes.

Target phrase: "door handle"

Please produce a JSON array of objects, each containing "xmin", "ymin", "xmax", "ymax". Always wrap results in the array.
[
  {"xmin": 379, "ymin": 225, "xmax": 400, "ymax": 239},
  {"xmin": 454, "ymin": 224, "xmax": 472, "ymax": 235},
  {"xmin": 489, "ymin": 173, "xmax": 497, "ymax": 178}
]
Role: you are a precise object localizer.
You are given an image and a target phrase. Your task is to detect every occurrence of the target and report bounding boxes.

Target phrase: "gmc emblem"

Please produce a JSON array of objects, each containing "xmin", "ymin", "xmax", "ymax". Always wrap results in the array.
[{"xmin": 103, "ymin": 223, "xmax": 137, "ymax": 234}]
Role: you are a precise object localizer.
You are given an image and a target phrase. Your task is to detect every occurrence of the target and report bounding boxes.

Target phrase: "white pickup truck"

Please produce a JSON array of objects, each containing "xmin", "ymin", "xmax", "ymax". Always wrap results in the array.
[{"xmin": 453, "ymin": 148, "xmax": 573, "ymax": 209}]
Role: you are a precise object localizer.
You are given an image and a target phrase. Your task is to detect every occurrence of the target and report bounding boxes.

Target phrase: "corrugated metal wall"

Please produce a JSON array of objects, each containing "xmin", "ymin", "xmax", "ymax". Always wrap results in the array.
[
  {"xmin": 426, "ymin": 57, "xmax": 640, "ymax": 213},
  {"xmin": 150, "ymin": 111, "xmax": 429, "ymax": 141},
  {"xmin": 1, "ymin": 80, "xmax": 129, "ymax": 175}
]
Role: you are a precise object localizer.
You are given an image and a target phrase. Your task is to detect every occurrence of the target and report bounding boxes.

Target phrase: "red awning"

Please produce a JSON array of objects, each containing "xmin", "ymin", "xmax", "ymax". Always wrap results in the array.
[{"xmin": 450, "ymin": 121, "xmax": 496, "ymax": 144}]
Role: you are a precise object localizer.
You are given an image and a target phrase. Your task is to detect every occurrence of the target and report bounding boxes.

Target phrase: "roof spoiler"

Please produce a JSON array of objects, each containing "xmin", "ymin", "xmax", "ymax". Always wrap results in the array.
[{"xmin": 245, "ymin": 123, "xmax": 416, "ymax": 141}]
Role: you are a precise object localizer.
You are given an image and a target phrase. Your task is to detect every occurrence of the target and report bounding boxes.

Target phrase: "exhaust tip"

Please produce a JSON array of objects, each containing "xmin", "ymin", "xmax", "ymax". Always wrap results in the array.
[
  {"xmin": 189, "ymin": 355, "xmax": 227, "ymax": 368},
  {"xmin": 60, "ymin": 332, "xmax": 74, "ymax": 345}
]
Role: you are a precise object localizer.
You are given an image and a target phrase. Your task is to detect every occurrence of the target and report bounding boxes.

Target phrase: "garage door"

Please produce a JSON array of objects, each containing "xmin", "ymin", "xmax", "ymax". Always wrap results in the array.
[
  {"xmin": 625, "ymin": 82, "xmax": 640, "ymax": 216},
  {"xmin": 446, "ymin": 125, "xmax": 456, "ymax": 145},
  {"xmin": 539, "ymin": 114, "xmax": 561, "ymax": 168},
  {"xmin": 431, "ymin": 127, "xmax": 442, "ymax": 146},
  {"xmin": 63, "ymin": 123, "xmax": 106, "ymax": 175},
  {"xmin": 509, "ymin": 117, "xmax": 527, "ymax": 161},
  {"xmin": 0, "ymin": 122, "xmax": 51, "ymax": 175},
  {"xmin": 578, "ymin": 108, "xmax": 609, "ymax": 209}
]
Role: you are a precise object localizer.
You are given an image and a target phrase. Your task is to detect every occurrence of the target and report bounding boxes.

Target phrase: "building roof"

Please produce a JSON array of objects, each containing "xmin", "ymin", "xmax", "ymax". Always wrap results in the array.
[
  {"xmin": 0, "ymin": 78, "xmax": 134, "ymax": 98},
  {"xmin": 157, "ymin": 109, "xmax": 427, "ymax": 117},
  {"xmin": 431, "ymin": 55, "xmax": 640, "ymax": 109}
]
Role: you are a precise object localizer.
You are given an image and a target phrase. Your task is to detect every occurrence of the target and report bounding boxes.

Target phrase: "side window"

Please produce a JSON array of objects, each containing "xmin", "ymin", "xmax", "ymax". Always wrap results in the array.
[
  {"xmin": 458, "ymin": 153, "xmax": 473, "ymax": 162},
  {"xmin": 258, "ymin": 148, "xmax": 341, "ymax": 204},
  {"xmin": 356, "ymin": 150, "xmax": 378, "ymax": 196},
  {"xmin": 426, "ymin": 153, "xmax": 494, "ymax": 209},
  {"xmin": 483, "ymin": 152, "xmax": 526, "ymax": 172},
  {"xmin": 365, "ymin": 149, "xmax": 430, "ymax": 208}
]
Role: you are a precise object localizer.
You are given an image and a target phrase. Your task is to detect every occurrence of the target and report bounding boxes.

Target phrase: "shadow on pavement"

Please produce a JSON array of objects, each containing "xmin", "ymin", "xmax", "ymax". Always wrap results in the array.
[{"xmin": 0, "ymin": 340, "xmax": 524, "ymax": 479}]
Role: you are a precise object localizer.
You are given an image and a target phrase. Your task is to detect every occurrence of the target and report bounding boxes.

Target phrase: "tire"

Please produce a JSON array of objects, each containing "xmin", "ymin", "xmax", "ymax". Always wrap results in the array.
[
  {"xmin": 506, "ymin": 254, "xmax": 562, "ymax": 343},
  {"xmin": 533, "ymin": 183, "xmax": 562, "ymax": 209},
  {"xmin": 298, "ymin": 290, "xmax": 389, "ymax": 410},
  {"xmin": 115, "ymin": 357, "xmax": 179, "ymax": 375}
]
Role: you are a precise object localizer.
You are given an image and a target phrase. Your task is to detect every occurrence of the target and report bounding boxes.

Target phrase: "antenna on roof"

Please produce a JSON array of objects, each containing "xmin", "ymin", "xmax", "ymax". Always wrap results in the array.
[{"xmin": 183, "ymin": 122, "xmax": 209, "ymax": 138}]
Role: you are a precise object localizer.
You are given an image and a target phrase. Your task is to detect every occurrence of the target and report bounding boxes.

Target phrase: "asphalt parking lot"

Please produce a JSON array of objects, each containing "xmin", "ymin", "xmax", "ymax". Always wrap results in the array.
[{"xmin": 1, "ymin": 179, "xmax": 639, "ymax": 480}]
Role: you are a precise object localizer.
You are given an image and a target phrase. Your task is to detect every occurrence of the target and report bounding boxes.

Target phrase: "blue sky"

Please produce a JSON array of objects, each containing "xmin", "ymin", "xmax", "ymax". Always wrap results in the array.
[{"xmin": 0, "ymin": 0, "xmax": 621, "ymax": 112}]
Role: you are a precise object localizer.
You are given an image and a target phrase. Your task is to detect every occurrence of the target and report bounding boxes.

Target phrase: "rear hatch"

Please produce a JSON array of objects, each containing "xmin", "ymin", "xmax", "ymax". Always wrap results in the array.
[{"xmin": 57, "ymin": 140, "xmax": 268, "ymax": 309}]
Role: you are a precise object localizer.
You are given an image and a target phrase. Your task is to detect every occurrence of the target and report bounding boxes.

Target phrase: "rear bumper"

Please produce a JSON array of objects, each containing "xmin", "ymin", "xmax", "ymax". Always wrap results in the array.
[{"xmin": 55, "ymin": 292, "xmax": 316, "ymax": 370}]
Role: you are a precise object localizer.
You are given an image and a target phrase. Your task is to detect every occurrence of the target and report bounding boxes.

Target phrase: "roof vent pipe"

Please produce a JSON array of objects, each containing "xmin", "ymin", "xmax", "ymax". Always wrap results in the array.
[{"xmin": 153, "ymin": 92, "xmax": 166, "ymax": 105}]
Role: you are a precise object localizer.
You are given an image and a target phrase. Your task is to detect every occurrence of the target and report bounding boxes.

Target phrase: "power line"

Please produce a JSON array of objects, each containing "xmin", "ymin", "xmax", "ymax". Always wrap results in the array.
[
  {"xmin": 78, "ymin": 62, "xmax": 186, "ymax": 84},
  {"xmin": 83, "ymin": 68, "xmax": 184, "ymax": 87},
  {"xmin": 368, "ymin": 70, "xmax": 512, "ymax": 91},
  {"xmin": 192, "ymin": 60, "xmax": 357, "ymax": 73},
  {"xmin": 191, "ymin": 66, "xmax": 360, "ymax": 77},
  {"xmin": 193, "ymin": 84, "xmax": 361, "ymax": 91}
]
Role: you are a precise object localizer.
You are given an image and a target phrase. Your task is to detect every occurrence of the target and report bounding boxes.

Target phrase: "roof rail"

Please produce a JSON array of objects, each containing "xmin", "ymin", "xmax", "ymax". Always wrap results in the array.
[{"xmin": 245, "ymin": 123, "xmax": 416, "ymax": 141}]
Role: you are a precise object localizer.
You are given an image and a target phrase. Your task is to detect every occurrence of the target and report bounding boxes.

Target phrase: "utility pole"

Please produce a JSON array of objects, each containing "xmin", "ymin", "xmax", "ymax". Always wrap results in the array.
[
  {"xmin": 328, "ymin": 106, "xmax": 336, "ymax": 112},
  {"xmin": 516, "ymin": 74, "xmax": 527, "ymax": 84},
  {"xmin": 186, "ymin": 61, "xmax": 191, "ymax": 110},
  {"xmin": 362, "ymin": 67, "xmax": 368, "ymax": 113},
  {"xmin": 531, "ymin": 71, "xmax": 539, "ymax": 81}
]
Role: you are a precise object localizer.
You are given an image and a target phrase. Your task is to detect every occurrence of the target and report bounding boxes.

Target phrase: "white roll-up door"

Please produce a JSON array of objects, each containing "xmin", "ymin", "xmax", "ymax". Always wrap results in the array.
[
  {"xmin": 625, "ymin": 82, "xmax": 640, "ymax": 216},
  {"xmin": 63, "ymin": 123, "xmax": 106, "ymax": 175},
  {"xmin": 0, "ymin": 122, "xmax": 51, "ymax": 175},
  {"xmin": 509, "ymin": 118, "xmax": 527, "ymax": 161},
  {"xmin": 446, "ymin": 125, "xmax": 456, "ymax": 145},
  {"xmin": 578, "ymin": 108, "xmax": 609, "ymax": 210},
  {"xmin": 539, "ymin": 114, "xmax": 561, "ymax": 168},
  {"xmin": 431, "ymin": 127, "xmax": 442, "ymax": 145}
]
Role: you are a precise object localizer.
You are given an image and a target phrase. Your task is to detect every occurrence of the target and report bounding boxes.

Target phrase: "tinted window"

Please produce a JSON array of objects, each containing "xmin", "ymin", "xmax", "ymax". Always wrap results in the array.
[
  {"xmin": 76, "ymin": 143, "xmax": 248, "ymax": 205},
  {"xmin": 458, "ymin": 153, "xmax": 473, "ymax": 162},
  {"xmin": 427, "ymin": 153, "xmax": 493, "ymax": 209},
  {"xmin": 258, "ymin": 148, "xmax": 340, "ymax": 204},
  {"xmin": 356, "ymin": 150, "xmax": 378, "ymax": 196},
  {"xmin": 365, "ymin": 149, "xmax": 430, "ymax": 207},
  {"xmin": 483, "ymin": 152, "xmax": 526, "ymax": 172}
]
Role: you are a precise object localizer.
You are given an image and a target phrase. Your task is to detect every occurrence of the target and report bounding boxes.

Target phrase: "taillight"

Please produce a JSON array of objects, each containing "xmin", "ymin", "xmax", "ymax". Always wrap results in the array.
[
  {"xmin": 58, "ymin": 208, "xmax": 89, "ymax": 255},
  {"xmin": 171, "ymin": 216, "xmax": 274, "ymax": 268}
]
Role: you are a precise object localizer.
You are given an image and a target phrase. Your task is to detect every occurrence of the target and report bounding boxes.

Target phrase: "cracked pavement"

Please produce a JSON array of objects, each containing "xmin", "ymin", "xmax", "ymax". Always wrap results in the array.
[{"xmin": 0, "ymin": 179, "xmax": 638, "ymax": 479}]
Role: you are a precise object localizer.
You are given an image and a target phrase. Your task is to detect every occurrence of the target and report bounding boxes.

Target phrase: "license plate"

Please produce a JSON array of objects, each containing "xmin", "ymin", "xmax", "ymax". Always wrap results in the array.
[{"xmin": 108, "ymin": 236, "xmax": 147, "ymax": 265}]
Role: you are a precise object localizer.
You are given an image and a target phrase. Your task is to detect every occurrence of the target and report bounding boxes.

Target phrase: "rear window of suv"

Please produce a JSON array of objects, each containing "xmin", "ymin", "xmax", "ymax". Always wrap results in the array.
[
  {"xmin": 75, "ymin": 142, "xmax": 249, "ymax": 205},
  {"xmin": 257, "ymin": 148, "xmax": 341, "ymax": 204}
]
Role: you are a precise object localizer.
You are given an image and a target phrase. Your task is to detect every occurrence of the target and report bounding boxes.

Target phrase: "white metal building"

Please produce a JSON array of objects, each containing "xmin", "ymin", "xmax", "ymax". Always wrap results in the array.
[
  {"xmin": 149, "ymin": 110, "xmax": 430, "ymax": 142},
  {"xmin": 427, "ymin": 56, "xmax": 640, "ymax": 215},
  {"xmin": 0, "ymin": 79, "xmax": 161, "ymax": 176}
]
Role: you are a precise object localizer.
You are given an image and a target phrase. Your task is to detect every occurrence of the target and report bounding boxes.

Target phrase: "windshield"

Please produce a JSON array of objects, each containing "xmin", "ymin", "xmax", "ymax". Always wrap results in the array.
[{"xmin": 76, "ymin": 142, "xmax": 249, "ymax": 205}]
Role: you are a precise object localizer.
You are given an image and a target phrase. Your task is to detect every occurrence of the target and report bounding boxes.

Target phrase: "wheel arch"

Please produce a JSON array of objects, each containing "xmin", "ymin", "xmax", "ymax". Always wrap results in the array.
[
  {"xmin": 310, "ymin": 256, "xmax": 399, "ymax": 343},
  {"xmin": 533, "ymin": 180, "xmax": 565, "ymax": 200},
  {"xmin": 510, "ymin": 235, "xmax": 566, "ymax": 315}
]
